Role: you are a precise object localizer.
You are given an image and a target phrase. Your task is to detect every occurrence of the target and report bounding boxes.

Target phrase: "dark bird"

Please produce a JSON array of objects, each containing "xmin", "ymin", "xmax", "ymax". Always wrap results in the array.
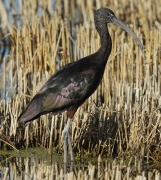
[{"xmin": 18, "ymin": 8, "xmax": 143, "ymax": 163}]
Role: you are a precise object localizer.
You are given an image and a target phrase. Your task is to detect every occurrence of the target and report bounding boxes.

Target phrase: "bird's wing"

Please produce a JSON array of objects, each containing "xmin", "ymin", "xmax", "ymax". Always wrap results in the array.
[{"xmin": 39, "ymin": 63, "xmax": 96, "ymax": 111}]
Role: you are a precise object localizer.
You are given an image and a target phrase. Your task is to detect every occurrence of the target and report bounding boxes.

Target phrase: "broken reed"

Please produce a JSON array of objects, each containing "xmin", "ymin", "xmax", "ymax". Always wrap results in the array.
[
  {"xmin": 0, "ymin": 0, "xmax": 161, "ymax": 159},
  {"xmin": 1, "ymin": 155, "xmax": 161, "ymax": 179}
]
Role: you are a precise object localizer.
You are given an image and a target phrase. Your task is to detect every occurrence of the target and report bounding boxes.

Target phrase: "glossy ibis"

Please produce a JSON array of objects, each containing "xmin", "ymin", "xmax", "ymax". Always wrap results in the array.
[{"xmin": 18, "ymin": 8, "xmax": 143, "ymax": 163}]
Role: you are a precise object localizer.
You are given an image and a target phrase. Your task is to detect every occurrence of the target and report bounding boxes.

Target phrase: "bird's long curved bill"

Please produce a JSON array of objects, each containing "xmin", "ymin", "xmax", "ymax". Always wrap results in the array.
[{"xmin": 112, "ymin": 17, "xmax": 144, "ymax": 51}]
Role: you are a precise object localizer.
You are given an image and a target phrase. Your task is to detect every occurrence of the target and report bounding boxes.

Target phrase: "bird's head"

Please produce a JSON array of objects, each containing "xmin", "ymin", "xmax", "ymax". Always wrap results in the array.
[
  {"xmin": 94, "ymin": 8, "xmax": 116, "ymax": 24},
  {"xmin": 94, "ymin": 8, "xmax": 144, "ymax": 51}
]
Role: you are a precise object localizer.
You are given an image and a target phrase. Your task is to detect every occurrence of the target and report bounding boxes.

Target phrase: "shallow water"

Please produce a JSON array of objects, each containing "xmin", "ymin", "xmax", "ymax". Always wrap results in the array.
[
  {"xmin": 0, "ymin": 148, "xmax": 161, "ymax": 180},
  {"xmin": 0, "ymin": 148, "xmax": 100, "ymax": 180}
]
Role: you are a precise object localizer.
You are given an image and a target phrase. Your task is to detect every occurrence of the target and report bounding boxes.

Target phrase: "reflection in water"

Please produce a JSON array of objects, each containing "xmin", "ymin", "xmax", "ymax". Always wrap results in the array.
[
  {"xmin": 0, "ymin": 154, "xmax": 160, "ymax": 180},
  {"xmin": 0, "ymin": 156, "xmax": 65, "ymax": 179}
]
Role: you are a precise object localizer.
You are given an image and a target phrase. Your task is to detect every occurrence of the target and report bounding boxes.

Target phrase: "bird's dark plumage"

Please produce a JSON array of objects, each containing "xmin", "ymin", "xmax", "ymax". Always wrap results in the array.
[
  {"xmin": 18, "ymin": 51, "xmax": 110, "ymax": 124},
  {"xmin": 18, "ymin": 8, "xmax": 143, "ymax": 127}
]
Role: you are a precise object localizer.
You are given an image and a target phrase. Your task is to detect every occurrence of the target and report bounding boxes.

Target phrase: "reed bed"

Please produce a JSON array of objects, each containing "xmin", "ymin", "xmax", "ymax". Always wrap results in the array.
[{"xmin": 0, "ymin": 0, "xmax": 161, "ymax": 174}]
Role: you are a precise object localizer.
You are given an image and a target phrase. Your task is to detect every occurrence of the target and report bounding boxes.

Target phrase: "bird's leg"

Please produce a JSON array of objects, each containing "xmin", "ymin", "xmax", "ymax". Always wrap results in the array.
[
  {"xmin": 63, "ymin": 118, "xmax": 71, "ymax": 164},
  {"xmin": 64, "ymin": 136, "xmax": 68, "ymax": 164},
  {"xmin": 68, "ymin": 131, "xmax": 74, "ymax": 162}
]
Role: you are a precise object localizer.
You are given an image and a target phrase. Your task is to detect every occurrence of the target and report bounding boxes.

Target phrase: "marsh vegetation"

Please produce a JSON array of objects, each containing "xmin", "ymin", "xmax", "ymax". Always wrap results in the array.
[{"xmin": 0, "ymin": 0, "xmax": 161, "ymax": 179}]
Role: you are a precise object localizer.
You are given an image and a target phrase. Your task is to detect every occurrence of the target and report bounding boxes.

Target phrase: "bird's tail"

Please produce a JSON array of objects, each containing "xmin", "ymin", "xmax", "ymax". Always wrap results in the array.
[{"xmin": 18, "ymin": 95, "xmax": 43, "ymax": 126}]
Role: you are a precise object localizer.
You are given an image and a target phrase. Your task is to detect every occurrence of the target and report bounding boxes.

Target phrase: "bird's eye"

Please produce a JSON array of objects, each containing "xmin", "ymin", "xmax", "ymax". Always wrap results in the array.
[
  {"xmin": 108, "ymin": 13, "xmax": 114, "ymax": 22},
  {"xmin": 109, "ymin": 12, "xmax": 114, "ymax": 17}
]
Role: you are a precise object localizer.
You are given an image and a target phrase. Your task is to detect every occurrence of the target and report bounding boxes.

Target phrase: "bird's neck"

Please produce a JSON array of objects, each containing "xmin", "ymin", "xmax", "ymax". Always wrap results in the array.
[
  {"xmin": 95, "ymin": 22, "xmax": 111, "ymax": 45},
  {"xmin": 95, "ymin": 22, "xmax": 112, "ymax": 64}
]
